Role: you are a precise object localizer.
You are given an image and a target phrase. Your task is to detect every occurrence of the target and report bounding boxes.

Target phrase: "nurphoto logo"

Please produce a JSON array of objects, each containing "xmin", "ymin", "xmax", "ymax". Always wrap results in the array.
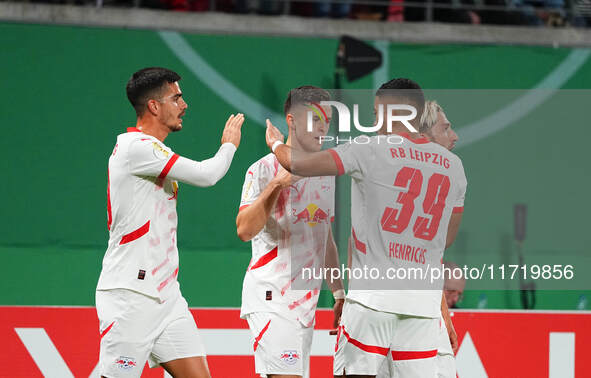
[{"xmin": 307, "ymin": 101, "xmax": 417, "ymax": 133}]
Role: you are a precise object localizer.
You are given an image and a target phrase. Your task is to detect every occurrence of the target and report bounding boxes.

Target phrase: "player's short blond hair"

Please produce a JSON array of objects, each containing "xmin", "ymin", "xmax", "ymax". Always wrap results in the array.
[{"xmin": 419, "ymin": 100, "xmax": 443, "ymax": 134}]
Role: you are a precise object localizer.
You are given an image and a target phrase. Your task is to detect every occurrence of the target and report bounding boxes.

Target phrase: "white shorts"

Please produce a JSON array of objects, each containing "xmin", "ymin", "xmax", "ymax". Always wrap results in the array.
[
  {"xmin": 334, "ymin": 299, "xmax": 438, "ymax": 377},
  {"xmin": 436, "ymin": 317, "xmax": 456, "ymax": 378},
  {"xmin": 96, "ymin": 288, "xmax": 206, "ymax": 378},
  {"xmin": 376, "ymin": 354, "xmax": 455, "ymax": 378},
  {"xmin": 245, "ymin": 312, "xmax": 314, "ymax": 378},
  {"xmin": 436, "ymin": 354, "xmax": 456, "ymax": 378}
]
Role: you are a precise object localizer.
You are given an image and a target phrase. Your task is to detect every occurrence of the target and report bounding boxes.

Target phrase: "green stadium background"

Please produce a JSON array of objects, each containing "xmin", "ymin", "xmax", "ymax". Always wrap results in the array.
[{"xmin": 2, "ymin": 22, "xmax": 590, "ymax": 310}]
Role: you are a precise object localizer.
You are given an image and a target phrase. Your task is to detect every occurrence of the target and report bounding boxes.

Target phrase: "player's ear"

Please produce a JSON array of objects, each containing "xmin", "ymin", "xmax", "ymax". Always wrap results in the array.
[
  {"xmin": 147, "ymin": 99, "xmax": 159, "ymax": 116},
  {"xmin": 286, "ymin": 113, "xmax": 296, "ymax": 133}
]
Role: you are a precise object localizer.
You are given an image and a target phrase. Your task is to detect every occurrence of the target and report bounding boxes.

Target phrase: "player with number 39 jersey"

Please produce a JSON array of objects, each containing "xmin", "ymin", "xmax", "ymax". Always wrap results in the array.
[
  {"xmin": 265, "ymin": 78, "xmax": 466, "ymax": 378},
  {"xmin": 331, "ymin": 131, "xmax": 466, "ymax": 317}
]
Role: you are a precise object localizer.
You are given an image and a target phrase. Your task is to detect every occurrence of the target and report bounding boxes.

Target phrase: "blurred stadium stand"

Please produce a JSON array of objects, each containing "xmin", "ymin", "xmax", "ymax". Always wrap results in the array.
[
  {"xmin": 2, "ymin": 1, "xmax": 591, "ymax": 45},
  {"xmin": 2, "ymin": 0, "xmax": 591, "ymax": 26}
]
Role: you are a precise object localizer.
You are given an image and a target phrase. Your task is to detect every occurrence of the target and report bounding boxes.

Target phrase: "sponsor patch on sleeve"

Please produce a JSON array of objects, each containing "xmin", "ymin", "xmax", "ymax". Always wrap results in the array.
[
  {"xmin": 152, "ymin": 142, "xmax": 170, "ymax": 160},
  {"xmin": 242, "ymin": 179, "xmax": 254, "ymax": 201}
]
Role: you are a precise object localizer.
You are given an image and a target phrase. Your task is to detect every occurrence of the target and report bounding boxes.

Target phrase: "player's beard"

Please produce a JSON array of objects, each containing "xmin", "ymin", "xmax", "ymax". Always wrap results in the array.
[
  {"xmin": 167, "ymin": 112, "xmax": 183, "ymax": 133},
  {"xmin": 169, "ymin": 122, "xmax": 182, "ymax": 132}
]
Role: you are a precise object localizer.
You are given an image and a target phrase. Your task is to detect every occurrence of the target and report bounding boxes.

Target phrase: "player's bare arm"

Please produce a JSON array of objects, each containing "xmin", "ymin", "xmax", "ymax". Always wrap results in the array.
[
  {"xmin": 441, "ymin": 292, "xmax": 458, "ymax": 354},
  {"xmin": 325, "ymin": 228, "xmax": 344, "ymax": 293},
  {"xmin": 445, "ymin": 212, "xmax": 463, "ymax": 249},
  {"xmin": 324, "ymin": 227, "xmax": 345, "ymax": 335},
  {"xmin": 265, "ymin": 119, "xmax": 339, "ymax": 177},
  {"xmin": 327, "ymin": 236, "xmax": 352, "ymax": 337},
  {"xmin": 329, "ymin": 236, "xmax": 352, "ymax": 337},
  {"xmin": 236, "ymin": 167, "xmax": 297, "ymax": 242},
  {"xmin": 442, "ymin": 208, "xmax": 462, "ymax": 347}
]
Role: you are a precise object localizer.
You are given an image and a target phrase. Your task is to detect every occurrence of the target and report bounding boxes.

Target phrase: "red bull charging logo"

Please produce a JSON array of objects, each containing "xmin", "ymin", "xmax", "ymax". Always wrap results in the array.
[
  {"xmin": 115, "ymin": 356, "xmax": 137, "ymax": 370},
  {"xmin": 280, "ymin": 350, "xmax": 300, "ymax": 365},
  {"xmin": 293, "ymin": 203, "xmax": 330, "ymax": 227}
]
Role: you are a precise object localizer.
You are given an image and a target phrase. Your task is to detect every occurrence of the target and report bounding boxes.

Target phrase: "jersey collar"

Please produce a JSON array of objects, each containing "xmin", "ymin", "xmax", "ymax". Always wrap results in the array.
[
  {"xmin": 397, "ymin": 132, "xmax": 430, "ymax": 144},
  {"xmin": 127, "ymin": 127, "xmax": 142, "ymax": 133}
]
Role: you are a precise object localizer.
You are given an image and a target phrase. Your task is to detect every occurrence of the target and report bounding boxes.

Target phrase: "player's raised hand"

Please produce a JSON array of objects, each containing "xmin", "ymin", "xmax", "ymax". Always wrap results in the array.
[
  {"xmin": 221, "ymin": 113, "xmax": 245, "ymax": 149},
  {"xmin": 265, "ymin": 119, "xmax": 284, "ymax": 152}
]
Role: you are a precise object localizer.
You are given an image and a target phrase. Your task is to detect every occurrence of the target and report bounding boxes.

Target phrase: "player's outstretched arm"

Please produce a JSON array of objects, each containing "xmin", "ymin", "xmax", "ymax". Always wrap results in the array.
[
  {"xmin": 265, "ymin": 119, "xmax": 339, "ymax": 177},
  {"xmin": 168, "ymin": 114, "xmax": 245, "ymax": 187},
  {"xmin": 236, "ymin": 168, "xmax": 296, "ymax": 242}
]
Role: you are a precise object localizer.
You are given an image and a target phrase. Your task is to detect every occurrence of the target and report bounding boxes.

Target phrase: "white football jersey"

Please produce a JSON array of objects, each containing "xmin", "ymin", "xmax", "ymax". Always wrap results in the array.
[
  {"xmin": 239, "ymin": 153, "xmax": 335, "ymax": 327},
  {"xmin": 97, "ymin": 127, "xmax": 236, "ymax": 302},
  {"xmin": 329, "ymin": 133, "xmax": 466, "ymax": 318}
]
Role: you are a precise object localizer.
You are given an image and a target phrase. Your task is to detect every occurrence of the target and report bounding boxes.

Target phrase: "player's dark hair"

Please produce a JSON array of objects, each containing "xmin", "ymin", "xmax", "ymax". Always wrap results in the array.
[
  {"xmin": 376, "ymin": 78, "xmax": 425, "ymax": 121},
  {"xmin": 284, "ymin": 86, "xmax": 330, "ymax": 116},
  {"xmin": 126, "ymin": 67, "xmax": 181, "ymax": 117}
]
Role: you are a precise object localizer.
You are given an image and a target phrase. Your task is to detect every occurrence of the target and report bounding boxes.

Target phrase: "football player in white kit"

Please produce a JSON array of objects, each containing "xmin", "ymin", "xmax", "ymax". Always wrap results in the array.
[
  {"xmin": 96, "ymin": 67, "xmax": 244, "ymax": 378},
  {"xmin": 419, "ymin": 101, "xmax": 461, "ymax": 378},
  {"xmin": 265, "ymin": 78, "xmax": 467, "ymax": 378},
  {"xmin": 376, "ymin": 100, "xmax": 461, "ymax": 378},
  {"xmin": 236, "ymin": 86, "xmax": 345, "ymax": 378}
]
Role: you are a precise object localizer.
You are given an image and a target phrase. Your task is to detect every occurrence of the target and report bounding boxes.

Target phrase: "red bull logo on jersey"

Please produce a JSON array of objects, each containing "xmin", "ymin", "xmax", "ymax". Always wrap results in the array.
[
  {"xmin": 115, "ymin": 356, "xmax": 137, "ymax": 370},
  {"xmin": 293, "ymin": 203, "xmax": 330, "ymax": 227},
  {"xmin": 280, "ymin": 350, "xmax": 300, "ymax": 365}
]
